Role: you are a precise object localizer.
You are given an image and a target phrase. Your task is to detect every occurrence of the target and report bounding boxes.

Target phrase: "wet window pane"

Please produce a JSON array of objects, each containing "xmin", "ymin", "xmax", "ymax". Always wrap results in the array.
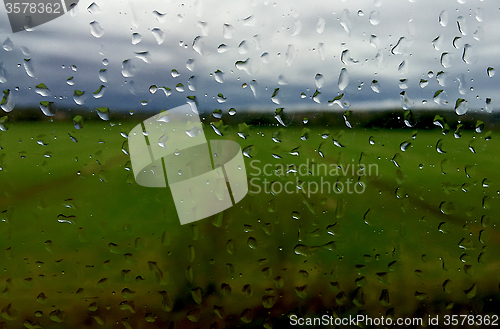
[{"xmin": 0, "ymin": 0, "xmax": 499, "ymax": 327}]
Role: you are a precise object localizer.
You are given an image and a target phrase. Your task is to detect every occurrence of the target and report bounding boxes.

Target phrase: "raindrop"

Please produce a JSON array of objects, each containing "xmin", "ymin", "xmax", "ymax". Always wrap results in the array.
[
  {"xmin": 432, "ymin": 35, "xmax": 442, "ymax": 50},
  {"xmin": 439, "ymin": 10, "xmax": 448, "ymax": 26},
  {"xmin": 2, "ymin": 38, "xmax": 13, "ymax": 51},
  {"xmin": 487, "ymin": 67, "xmax": 495, "ymax": 78},
  {"xmin": 35, "ymin": 83, "xmax": 50, "ymax": 97},
  {"xmin": 473, "ymin": 26, "xmax": 483, "ymax": 41},
  {"xmin": 135, "ymin": 51, "xmax": 151, "ymax": 63},
  {"xmin": 370, "ymin": 80, "xmax": 380, "ymax": 93},
  {"xmin": 214, "ymin": 70, "xmax": 224, "ymax": 83},
  {"xmin": 1, "ymin": 89, "xmax": 14, "ymax": 112},
  {"xmin": 121, "ymin": 59, "xmax": 137, "ymax": 77},
  {"xmin": 153, "ymin": 10, "xmax": 166, "ymax": 22},
  {"xmin": 193, "ymin": 36, "xmax": 206, "ymax": 56},
  {"xmin": 439, "ymin": 201, "xmax": 455, "ymax": 215},
  {"xmin": 151, "ymin": 28, "xmax": 165, "ymax": 44},
  {"xmin": 186, "ymin": 59, "xmax": 195, "ymax": 71},
  {"xmin": 462, "ymin": 44, "xmax": 476, "ymax": 64},
  {"xmin": 440, "ymin": 53, "xmax": 451, "ymax": 68},
  {"xmin": 99, "ymin": 69, "xmax": 107, "ymax": 82},
  {"xmin": 223, "ymin": 24, "xmax": 234, "ymax": 39},
  {"xmin": 315, "ymin": 73, "xmax": 324, "ymax": 89},
  {"xmin": 436, "ymin": 139, "xmax": 446, "ymax": 153},
  {"xmin": 340, "ymin": 9, "xmax": 352, "ymax": 35},
  {"xmin": 96, "ymin": 107, "xmax": 109, "ymax": 120},
  {"xmin": 229, "ymin": 108, "xmax": 236, "ymax": 116},
  {"xmin": 66, "ymin": 76, "xmax": 75, "ymax": 85},
  {"xmin": 457, "ymin": 74, "xmax": 467, "ymax": 95},
  {"xmin": 316, "ymin": 18, "xmax": 325, "ymax": 33},
  {"xmin": 73, "ymin": 115, "xmax": 83, "ymax": 129},
  {"xmin": 39, "ymin": 101, "xmax": 56, "ymax": 116},
  {"xmin": 87, "ymin": 2, "xmax": 101, "ymax": 14},
  {"xmin": 132, "ymin": 33, "xmax": 142, "ymax": 45},
  {"xmin": 454, "ymin": 98, "xmax": 467, "ymax": 115},
  {"xmin": 436, "ymin": 71, "xmax": 447, "ymax": 87},
  {"xmin": 73, "ymin": 90, "xmax": 87, "ymax": 105},
  {"xmin": 338, "ymin": 68, "xmax": 349, "ymax": 91},
  {"xmin": 291, "ymin": 20, "xmax": 302, "ymax": 36},
  {"xmin": 457, "ymin": 16, "xmax": 468, "ymax": 35},
  {"xmin": 370, "ymin": 35, "xmax": 380, "ymax": 48},
  {"xmin": 369, "ymin": 11, "xmax": 380, "ymax": 25},
  {"xmin": 218, "ymin": 44, "xmax": 229, "ymax": 53},
  {"xmin": 341, "ymin": 49, "xmax": 358, "ymax": 65},
  {"xmin": 285, "ymin": 44, "xmax": 296, "ymax": 66},
  {"xmin": 93, "ymin": 85, "xmax": 106, "ymax": 98},
  {"xmin": 89, "ymin": 21, "xmax": 104, "ymax": 38},
  {"xmin": 23, "ymin": 59, "xmax": 35, "ymax": 77},
  {"xmin": 238, "ymin": 40, "xmax": 249, "ymax": 54}
]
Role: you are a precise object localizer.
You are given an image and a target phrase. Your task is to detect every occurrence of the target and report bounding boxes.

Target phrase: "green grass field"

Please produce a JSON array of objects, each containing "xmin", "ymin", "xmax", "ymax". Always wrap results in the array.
[{"xmin": 0, "ymin": 118, "xmax": 498, "ymax": 328}]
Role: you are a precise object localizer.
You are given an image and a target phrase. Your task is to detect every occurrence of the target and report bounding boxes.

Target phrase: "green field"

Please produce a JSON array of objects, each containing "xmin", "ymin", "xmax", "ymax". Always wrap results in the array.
[{"xmin": 0, "ymin": 118, "xmax": 498, "ymax": 328}]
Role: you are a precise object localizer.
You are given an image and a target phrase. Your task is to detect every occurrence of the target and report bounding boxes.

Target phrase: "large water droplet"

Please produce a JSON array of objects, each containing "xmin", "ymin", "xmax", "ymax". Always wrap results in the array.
[
  {"xmin": 73, "ymin": 90, "xmax": 87, "ymax": 105},
  {"xmin": 223, "ymin": 24, "xmax": 234, "ymax": 39},
  {"xmin": 89, "ymin": 21, "xmax": 104, "ymax": 38},
  {"xmin": 338, "ymin": 68, "xmax": 349, "ymax": 91},
  {"xmin": 316, "ymin": 18, "xmax": 325, "ymax": 33},
  {"xmin": 369, "ymin": 10, "xmax": 380, "ymax": 25},
  {"xmin": 340, "ymin": 9, "xmax": 352, "ymax": 35},
  {"xmin": 439, "ymin": 10, "xmax": 448, "ymax": 26},
  {"xmin": 132, "ymin": 32, "xmax": 142, "ymax": 45},
  {"xmin": 23, "ymin": 59, "xmax": 35, "ymax": 77},
  {"xmin": 315, "ymin": 73, "xmax": 324, "ymax": 89},
  {"xmin": 1, "ymin": 89, "xmax": 15, "ymax": 112},
  {"xmin": 35, "ymin": 83, "xmax": 50, "ymax": 96},
  {"xmin": 2, "ymin": 38, "xmax": 13, "ymax": 52},
  {"xmin": 151, "ymin": 28, "xmax": 165, "ymax": 44},
  {"xmin": 457, "ymin": 16, "xmax": 468, "ymax": 35},
  {"xmin": 487, "ymin": 67, "xmax": 495, "ymax": 78},
  {"xmin": 440, "ymin": 52, "xmax": 451, "ymax": 68}
]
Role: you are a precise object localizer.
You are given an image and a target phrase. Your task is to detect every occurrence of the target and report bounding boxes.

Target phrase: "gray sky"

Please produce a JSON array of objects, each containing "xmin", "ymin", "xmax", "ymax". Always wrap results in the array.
[{"xmin": 0, "ymin": 0, "xmax": 499, "ymax": 115}]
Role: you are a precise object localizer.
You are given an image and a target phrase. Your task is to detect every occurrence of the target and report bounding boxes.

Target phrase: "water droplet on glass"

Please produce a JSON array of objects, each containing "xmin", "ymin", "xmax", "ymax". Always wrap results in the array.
[
  {"xmin": 89, "ymin": 21, "xmax": 104, "ymax": 38},
  {"xmin": 439, "ymin": 10, "xmax": 448, "ymax": 26},
  {"xmin": 73, "ymin": 115, "xmax": 83, "ymax": 129},
  {"xmin": 432, "ymin": 35, "xmax": 442, "ymax": 50},
  {"xmin": 338, "ymin": 68, "xmax": 349, "ymax": 91},
  {"xmin": 314, "ymin": 73, "xmax": 324, "ymax": 89},
  {"xmin": 96, "ymin": 107, "xmax": 109, "ymax": 120},
  {"xmin": 132, "ymin": 32, "xmax": 142, "ymax": 45},
  {"xmin": 487, "ymin": 67, "xmax": 495, "ymax": 78},
  {"xmin": 2, "ymin": 38, "xmax": 13, "ymax": 51},
  {"xmin": 151, "ymin": 28, "xmax": 165, "ymax": 44},
  {"xmin": 229, "ymin": 108, "xmax": 236, "ymax": 116},
  {"xmin": 87, "ymin": 2, "xmax": 101, "ymax": 14},
  {"xmin": 369, "ymin": 11, "xmax": 380, "ymax": 25},
  {"xmin": 121, "ymin": 59, "xmax": 137, "ymax": 77},
  {"xmin": 340, "ymin": 9, "xmax": 352, "ymax": 35},
  {"xmin": 291, "ymin": 20, "xmax": 302, "ymax": 36},
  {"xmin": 316, "ymin": 18, "xmax": 325, "ymax": 33},
  {"xmin": 186, "ymin": 59, "xmax": 195, "ymax": 71},
  {"xmin": 23, "ymin": 59, "xmax": 35, "ymax": 77},
  {"xmin": 39, "ymin": 101, "xmax": 56, "ymax": 116},
  {"xmin": 153, "ymin": 10, "xmax": 166, "ymax": 22},
  {"xmin": 285, "ymin": 44, "xmax": 296, "ymax": 66},
  {"xmin": 73, "ymin": 90, "xmax": 87, "ymax": 105},
  {"xmin": 35, "ymin": 83, "xmax": 50, "ymax": 96},
  {"xmin": 454, "ymin": 98, "xmax": 467, "ymax": 115},
  {"xmin": 93, "ymin": 85, "xmax": 106, "ymax": 98},
  {"xmin": 457, "ymin": 16, "xmax": 468, "ymax": 35},
  {"xmin": 370, "ymin": 80, "xmax": 380, "ymax": 93},
  {"xmin": 96, "ymin": 69, "xmax": 107, "ymax": 84},
  {"xmin": 440, "ymin": 52, "xmax": 451, "ymax": 68},
  {"xmin": 223, "ymin": 24, "xmax": 234, "ymax": 39}
]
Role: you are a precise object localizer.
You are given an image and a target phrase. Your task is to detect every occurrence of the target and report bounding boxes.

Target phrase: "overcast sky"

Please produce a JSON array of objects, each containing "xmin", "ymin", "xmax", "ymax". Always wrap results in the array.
[{"xmin": 0, "ymin": 0, "xmax": 499, "ymax": 115}]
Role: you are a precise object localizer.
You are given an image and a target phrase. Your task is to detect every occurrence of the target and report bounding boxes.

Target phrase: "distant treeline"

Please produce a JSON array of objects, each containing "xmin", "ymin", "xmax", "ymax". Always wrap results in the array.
[{"xmin": 4, "ymin": 106, "xmax": 500, "ymax": 131}]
